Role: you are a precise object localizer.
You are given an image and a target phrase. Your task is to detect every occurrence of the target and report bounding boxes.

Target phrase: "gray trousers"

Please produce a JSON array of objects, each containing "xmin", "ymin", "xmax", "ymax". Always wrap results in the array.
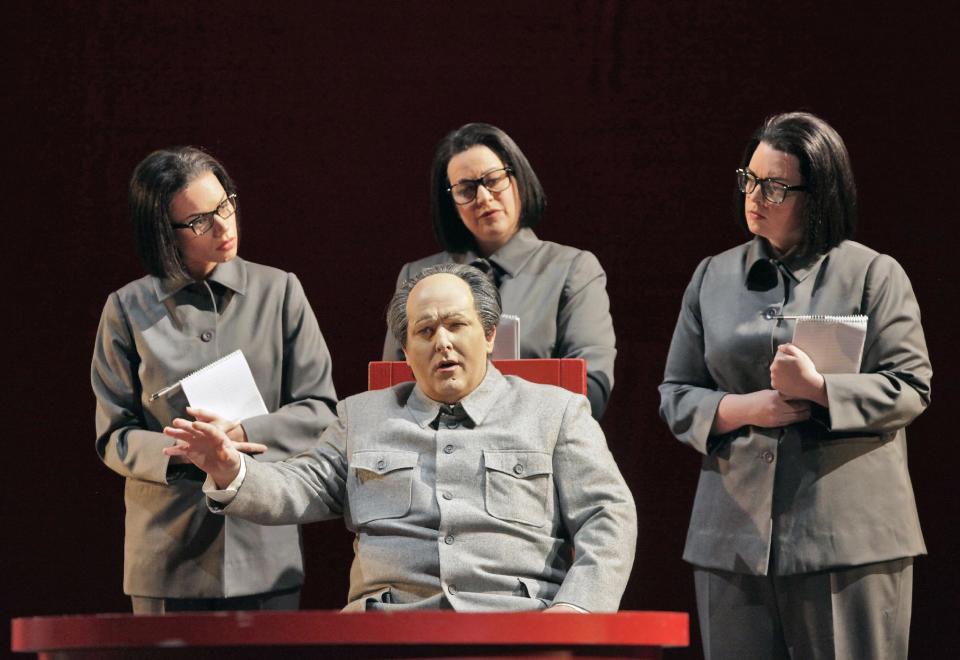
[
  {"xmin": 131, "ymin": 586, "xmax": 300, "ymax": 614},
  {"xmin": 694, "ymin": 558, "xmax": 914, "ymax": 660}
]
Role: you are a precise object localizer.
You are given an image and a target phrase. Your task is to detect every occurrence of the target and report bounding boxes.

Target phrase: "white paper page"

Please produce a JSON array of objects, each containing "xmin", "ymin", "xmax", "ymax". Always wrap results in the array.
[
  {"xmin": 791, "ymin": 316, "xmax": 868, "ymax": 374},
  {"xmin": 492, "ymin": 314, "xmax": 520, "ymax": 360},
  {"xmin": 180, "ymin": 350, "xmax": 269, "ymax": 422}
]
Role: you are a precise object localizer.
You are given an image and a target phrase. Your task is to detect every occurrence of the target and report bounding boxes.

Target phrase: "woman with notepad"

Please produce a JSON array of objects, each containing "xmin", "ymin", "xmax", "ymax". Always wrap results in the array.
[
  {"xmin": 91, "ymin": 147, "xmax": 338, "ymax": 614},
  {"xmin": 381, "ymin": 123, "xmax": 616, "ymax": 419},
  {"xmin": 659, "ymin": 113, "xmax": 931, "ymax": 659}
]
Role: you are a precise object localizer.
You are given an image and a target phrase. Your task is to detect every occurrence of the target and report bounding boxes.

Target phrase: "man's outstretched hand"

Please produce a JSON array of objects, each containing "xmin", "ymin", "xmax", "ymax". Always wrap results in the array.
[{"xmin": 163, "ymin": 407, "xmax": 265, "ymax": 487}]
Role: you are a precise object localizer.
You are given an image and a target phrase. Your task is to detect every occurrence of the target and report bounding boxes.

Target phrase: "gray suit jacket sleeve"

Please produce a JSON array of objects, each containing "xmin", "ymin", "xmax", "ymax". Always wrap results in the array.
[
  {"xmin": 658, "ymin": 257, "xmax": 727, "ymax": 456},
  {"xmin": 552, "ymin": 396, "xmax": 637, "ymax": 611},
  {"xmin": 92, "ymin": 292, "xmax": 174, "ymax": 484},
  {"xmin": 557, "ymin": 251, "xmax": 617, "ymax": 419},
  {"xmin": 215, "ymin": 408, "xmax": 349, "ymax": 524},
  {"xmin": 821, "ymin": 254, "xmax": 932, "ymax": 432},
  {"xmin": 241, "ymin": 273, "xmax": 338, "ymax": 456}
]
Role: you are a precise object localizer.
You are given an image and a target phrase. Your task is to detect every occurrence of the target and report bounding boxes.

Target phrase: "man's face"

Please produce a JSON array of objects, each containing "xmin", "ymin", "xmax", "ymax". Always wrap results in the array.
[{"xmin": 403, "ymin": 273, "xmax": 496, "ymax": 403}]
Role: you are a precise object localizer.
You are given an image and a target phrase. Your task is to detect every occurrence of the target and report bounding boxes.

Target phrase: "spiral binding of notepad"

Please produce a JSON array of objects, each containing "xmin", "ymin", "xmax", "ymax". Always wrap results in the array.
[
  {"xmin": 765, "ymin": 311, "xmax": 868, "ymax": 323},
  {"xmin": 788, "ymin": 314, "xmax": 867, "ymax": 323}
]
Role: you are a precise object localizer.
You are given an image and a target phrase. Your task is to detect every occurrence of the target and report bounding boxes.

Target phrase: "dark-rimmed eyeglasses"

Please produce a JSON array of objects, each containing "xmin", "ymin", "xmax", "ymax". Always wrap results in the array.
[
  {"xmin": 736, "ymin": 168, "xmax": 806, "ymax": 205},
  {"xmin": 447, "ymin": 167, "xmax": 513, "ymax": 205},
  {"xmin": 171, "ymin": 194, "xmax": 238, "ymax": 236}
]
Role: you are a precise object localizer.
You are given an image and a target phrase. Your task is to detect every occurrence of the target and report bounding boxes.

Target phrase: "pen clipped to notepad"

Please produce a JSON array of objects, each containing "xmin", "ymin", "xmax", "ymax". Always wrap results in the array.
[
  {"xmin": 763, "ymin": 309, "xmax": 868, "ymax": 322},
  {"xmin": 765, "ymin": 312, "xmax": 806, "ymax": 320},
  {"xmin": 147, "ymin": 350, "xmax": 268, "ymax": 421},
  {"xmin": 149, "ymin": 382, "xmax": 182, "ymax": 402}
]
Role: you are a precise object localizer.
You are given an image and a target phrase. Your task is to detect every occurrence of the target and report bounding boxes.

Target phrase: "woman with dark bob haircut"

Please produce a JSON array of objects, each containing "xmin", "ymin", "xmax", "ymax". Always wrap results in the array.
[
  {"xmin": 382, "ymin": 123, "xmax": 616, "ymax": 419},
  {"xmin": 660, "ymin": 112, "xmax": 931, "ymax": 659},
  {"xmin": 91, "ymin": 146, "xmax": 338, "ymax": 613}
]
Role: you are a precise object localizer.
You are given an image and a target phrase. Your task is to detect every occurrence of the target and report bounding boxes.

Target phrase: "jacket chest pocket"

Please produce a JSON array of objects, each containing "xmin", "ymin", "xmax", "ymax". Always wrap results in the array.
[
  {"xmin": 483, "ymin": 450, "xmax": 553, "ymax": 528},
  {"xmin": 349, "ymin": 450, "xmax": 419, "ymax": 525}
]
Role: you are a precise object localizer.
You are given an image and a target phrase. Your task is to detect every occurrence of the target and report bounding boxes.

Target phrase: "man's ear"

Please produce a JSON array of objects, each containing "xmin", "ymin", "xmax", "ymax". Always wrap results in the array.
[{"xmin": 485, "ymin": 324, "xmax": 497, "ymax": 354}]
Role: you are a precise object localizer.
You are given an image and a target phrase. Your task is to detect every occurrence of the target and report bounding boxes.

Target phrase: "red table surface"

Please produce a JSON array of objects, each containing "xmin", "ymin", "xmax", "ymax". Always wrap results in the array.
[{"xmin": 12, "ymin": 610, "xmax": 688, "ymax": 651}]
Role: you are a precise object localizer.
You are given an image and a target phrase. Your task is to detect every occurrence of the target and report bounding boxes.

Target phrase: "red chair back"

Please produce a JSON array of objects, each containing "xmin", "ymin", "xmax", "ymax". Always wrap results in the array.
[{"xmin": 368, "ymin": 358, "xmax": 587, "ymax": 395}]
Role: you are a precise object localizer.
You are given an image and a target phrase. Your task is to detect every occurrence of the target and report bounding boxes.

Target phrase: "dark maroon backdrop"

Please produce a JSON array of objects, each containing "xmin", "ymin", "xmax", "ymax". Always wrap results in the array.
[{"xmin": 5, "ymin": 2, "xmax": 957, "ymax": 658}]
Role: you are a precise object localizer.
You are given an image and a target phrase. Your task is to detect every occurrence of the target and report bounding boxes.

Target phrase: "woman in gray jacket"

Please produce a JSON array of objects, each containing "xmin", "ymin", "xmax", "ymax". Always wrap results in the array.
[
  {"xmin": 91, "ymin": 147, "xmax": 338, "ymax": 613},
  {"xmin": 660, "ymin": 113, "xmax": 930, "ymax": 659},
  {"xmin": 382, "ymin": 123, "xmax": 616, "ymax": 419}
]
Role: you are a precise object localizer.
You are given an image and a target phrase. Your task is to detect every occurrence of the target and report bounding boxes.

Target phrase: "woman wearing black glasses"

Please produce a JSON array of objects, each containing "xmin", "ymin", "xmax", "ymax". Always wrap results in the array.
[
  {"xmin": 382, "ymin": 123, "xmax": 616, "ymax": 419},
  {"xmin": 91, "ymin": 146, "xmax": 338, "ymax": 613},
  {"xmin": 659, "ymin": 112, "xmax": 930, "ymax": 659}
]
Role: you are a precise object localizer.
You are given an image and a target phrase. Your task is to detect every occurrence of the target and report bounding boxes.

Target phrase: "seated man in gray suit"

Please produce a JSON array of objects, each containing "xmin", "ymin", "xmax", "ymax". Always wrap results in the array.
[{"xmin": 164, "ymin": 263, "xmax": 637, "ymax": 612}]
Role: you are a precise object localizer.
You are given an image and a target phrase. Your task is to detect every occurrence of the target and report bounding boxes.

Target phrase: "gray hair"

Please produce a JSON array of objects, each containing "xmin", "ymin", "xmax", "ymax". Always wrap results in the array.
[{"xmin": 388, "ymin": 263, "xmax": 502, "ymax": 348}]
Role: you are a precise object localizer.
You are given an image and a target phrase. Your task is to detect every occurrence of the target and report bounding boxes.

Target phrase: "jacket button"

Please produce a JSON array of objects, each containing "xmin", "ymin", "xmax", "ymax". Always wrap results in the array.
[
  {"xmin": 200, "ymin": 330, "xmax": 214, "ymax": 342},
  {"xmin": 443, "ymin": 444, "xmax": 455, "ymax": 454},
  {"xmin": 761, "ymin": 450, "xmax": 775, "ymax": 463},
  {"xmin": 376, "ymin": 459, "xmax": 386, "ymax": 470},
  {"xmin": 442, "ymin": 491, "xmax": 453, "ymax": 500},
  {"xmin": 513, "ymin": 463, "xmax": 525, "ymax": 475},
  {"xmin": 444, "ymin": 535, "xmax": 455, "ymax": 545},
  {"xmin": 763, "ymin": 306, "xmax": 779, "ymax": 321},
  {"xmin": 447, "ymin": 585, "xmax": 458, "ymax": 595},
  {"xmin": 445, "ymin": 420, "xmax": 460, "ymax": 429}
]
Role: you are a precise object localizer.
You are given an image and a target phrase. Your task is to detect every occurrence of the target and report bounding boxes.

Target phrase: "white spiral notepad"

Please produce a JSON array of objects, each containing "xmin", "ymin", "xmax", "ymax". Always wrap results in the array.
[
  {"xmin": 791, "ymin": 315, "xmax": 868, "ymax": 374},
  {"xmin": 179, "ymin": 350, "xmax": 268, "ymax": 422}
]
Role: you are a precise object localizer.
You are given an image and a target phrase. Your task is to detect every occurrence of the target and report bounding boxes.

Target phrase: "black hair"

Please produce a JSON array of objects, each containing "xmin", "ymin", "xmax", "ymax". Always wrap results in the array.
[
  {"xmin": 129, "ymin": 146, "xmax": 237, "ymax": 278},
  {"xmin": 737, "ymin": 112, "xmax": 856, "ymax": 259}
]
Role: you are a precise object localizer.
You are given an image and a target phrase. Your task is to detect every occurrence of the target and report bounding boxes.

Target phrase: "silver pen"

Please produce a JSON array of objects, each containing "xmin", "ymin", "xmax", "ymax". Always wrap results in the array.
[
  {"xmin": 149, "ymin": 381, "xmax": 182, "ymax": 402},
  {"xmin": 762, "ymin": 308, "xmax": 804, "ymax": 321}
]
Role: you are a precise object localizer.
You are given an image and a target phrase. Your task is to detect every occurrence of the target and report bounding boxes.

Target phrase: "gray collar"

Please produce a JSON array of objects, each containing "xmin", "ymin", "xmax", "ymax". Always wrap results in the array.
[
  {"xmin": 153, "ymin": 257, "xmax": 248, "ymax": 301},
  {"xmin": 456, "ymin": 228, "xmax": 542, "ymax": 279},
  {"xmin": 745, "ymin": 237, "xmax": 828, "ymax": 287},
  {"xmin": 405, "ymin": 363, "xmax": 506, "ymax": 429}
]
